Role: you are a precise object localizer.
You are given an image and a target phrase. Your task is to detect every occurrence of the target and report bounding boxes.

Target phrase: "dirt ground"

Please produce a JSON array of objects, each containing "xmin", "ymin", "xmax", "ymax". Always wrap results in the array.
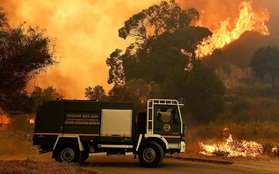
[
  {"xmin": 0, "ymin": 129, "xmax": 278, "ymax": 174},
  {"xmin": 1, "ymin": 153, "xmax": 278, "ymax": 174}
]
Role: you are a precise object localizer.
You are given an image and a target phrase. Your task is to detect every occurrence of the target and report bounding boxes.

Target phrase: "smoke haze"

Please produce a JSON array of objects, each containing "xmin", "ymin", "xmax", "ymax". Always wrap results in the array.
[
  {"xmin": 0, "ymin": 0, "xmax": 161, "ymax": 99},
  {"xmin": 0, "ymin": 0, "xmax": 278, "ymax": 99}
]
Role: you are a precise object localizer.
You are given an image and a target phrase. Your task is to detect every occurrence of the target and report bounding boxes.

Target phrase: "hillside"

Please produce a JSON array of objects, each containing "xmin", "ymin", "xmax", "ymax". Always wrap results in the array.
[{"xmin": 203, "ymin": 31, "xmax": 277, "ymax": 69}]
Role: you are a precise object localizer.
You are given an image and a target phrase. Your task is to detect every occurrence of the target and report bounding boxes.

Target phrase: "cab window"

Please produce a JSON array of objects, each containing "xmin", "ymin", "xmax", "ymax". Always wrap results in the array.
[{"xmin": 156, "ymin": 107, "xmax": 179, "ymax": 125}]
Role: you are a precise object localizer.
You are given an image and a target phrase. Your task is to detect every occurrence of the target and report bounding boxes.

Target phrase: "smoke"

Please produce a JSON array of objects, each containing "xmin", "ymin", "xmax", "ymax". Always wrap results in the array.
[
  {"xmin": 1, "ymin": 0, "xmax": 278, "ymax": 99},
  {"xmin": 0, "ymin": 0, "xmax": 161, "ymax": 99}
]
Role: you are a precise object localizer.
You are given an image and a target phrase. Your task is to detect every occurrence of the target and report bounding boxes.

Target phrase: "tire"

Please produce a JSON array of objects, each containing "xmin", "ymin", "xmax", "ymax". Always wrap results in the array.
[
  {"xmin": 138, "ymin": 141, "xmax": 164, "ymax": 168},
  {"xmin": 55, "ymin": 142, "xmax": 81, "ymax": 163},
  {"xmin": 80, "ymin": 151, "xmax": 89, "ymax": 162}
]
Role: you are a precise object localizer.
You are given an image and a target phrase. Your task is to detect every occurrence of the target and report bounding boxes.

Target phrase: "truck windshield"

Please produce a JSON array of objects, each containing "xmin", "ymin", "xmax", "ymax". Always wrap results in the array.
[{"xmin": 156, "ymin": 106, "xmax": 179, "ymax": 125}]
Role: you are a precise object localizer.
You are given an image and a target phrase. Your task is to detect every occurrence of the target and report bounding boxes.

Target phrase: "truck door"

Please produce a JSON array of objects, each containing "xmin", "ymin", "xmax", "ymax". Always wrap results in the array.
[{"xmin": 153, "ymin": 105, "xmax": 181, "ymax": 143}]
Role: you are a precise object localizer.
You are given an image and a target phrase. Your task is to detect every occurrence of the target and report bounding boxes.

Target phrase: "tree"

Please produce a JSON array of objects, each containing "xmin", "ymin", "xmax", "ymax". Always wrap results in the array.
[
  {"xmin": 108, "ymin": 79, "xmax": 163, "ymax": 113},
  {"xmin": 118, "ymin": 0, "xmax": 199, "ymax": 42},
  {"xmin": 31, "ymin": 86, "xmax": 63, "ymax": 101},
  {"xmin": 107, "ymin": 0, "xmax": 201, "ymax": 85},
  {"xmin": 0, "ymin": 8, "xmax": 56, "ymax": 114},
  {"xmin": 108, "ymin": 79, "xmax": 162, "ymax": 102},
  {"xmin": 123, "ymin": 26, "xmax": 212, "ymax": 84},
  {"xmin": 85, "ymin": 85, "xmax": 106, "ymax": 101},
  {"xmin": 184, "ymin": 62, "xmax": 225, "ymax": 123},
  {"xmin": 0, "ymin": 7, "xmax": 8, "ymax": 28},
  {"xmin": 27, "ymin": 86, "xmax": 62, "ymax": 114},
  {"xmin": 250, "ymin": 46, "xmax": 279, "ymax": 87},
  {"xmin": 6, "ymin": 91, "xmax": 35, "ymax": 116},
  {"xmin": 106, "ymin": 0, "xmax": 224, "ymax": 123},
  {"xmin": 106, "ymin": 49, "xmax": 125, "ymax": 85}
]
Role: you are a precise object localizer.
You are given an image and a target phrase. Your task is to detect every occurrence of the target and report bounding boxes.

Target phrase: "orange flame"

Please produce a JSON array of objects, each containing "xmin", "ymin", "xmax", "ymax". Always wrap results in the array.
[
  {"xmin": 195, "ymin": 0, "xmax": 270, "ymax": 58},
  {"xmin": 0, "ymin": 115, "xmax": 11, "ymax": 124},
  {"xmin": 199, "ymin": 128, "xmax": 263, "ymax": 157}
]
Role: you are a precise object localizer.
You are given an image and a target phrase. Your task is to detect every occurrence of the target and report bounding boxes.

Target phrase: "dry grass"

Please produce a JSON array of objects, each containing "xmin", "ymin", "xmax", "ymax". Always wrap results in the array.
[{"xmin": 0, "ymin": 129, "xmax": 96, "ymax": 174}]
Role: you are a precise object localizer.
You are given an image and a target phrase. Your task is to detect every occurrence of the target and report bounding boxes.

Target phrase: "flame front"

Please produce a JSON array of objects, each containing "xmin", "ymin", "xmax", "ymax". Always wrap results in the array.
[
  {"xmin": 199, "ymin": 129, "xmax": 263, "ymax": 157},
  {"xmin": 195, "ymin": 0, "xmax": 270, "ymax": 58},
  {"xmin": 0, "ymin": 115, "xmax": 11, "ymax": 124}
]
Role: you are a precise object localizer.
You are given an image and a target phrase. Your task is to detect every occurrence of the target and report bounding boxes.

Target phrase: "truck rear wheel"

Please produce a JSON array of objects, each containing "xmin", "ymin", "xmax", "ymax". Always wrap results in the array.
[
  {"xmin": 138, "ymin": 141, "xmax": 164, "ymax": 168},
  {"xmin": 55, "ymin": 142, "xmax": 81, "ymax": 163}
]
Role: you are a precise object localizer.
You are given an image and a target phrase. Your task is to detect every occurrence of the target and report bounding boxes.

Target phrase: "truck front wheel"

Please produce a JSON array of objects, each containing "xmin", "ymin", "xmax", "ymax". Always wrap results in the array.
[
  {"xmin": 138, "ymin": 141, "xmax": 164, "ymax": 167},
  {"xmin": 55, "ymin": 142, "xmax": 81, "ymax": 163}
]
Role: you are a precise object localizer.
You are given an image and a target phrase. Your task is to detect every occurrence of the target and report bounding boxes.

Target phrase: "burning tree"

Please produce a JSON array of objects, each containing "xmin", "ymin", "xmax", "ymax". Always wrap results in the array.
[
  {"xmin": 107, "ymin": 0, "xmax": 225, "ymax": 123},
  {"xmin": 0, "ymin": 7, "xmax": 56, "ymax": 115},
  {"xmin": 195, "ymin": 1, "xmax": 270, "ymax": 58}
]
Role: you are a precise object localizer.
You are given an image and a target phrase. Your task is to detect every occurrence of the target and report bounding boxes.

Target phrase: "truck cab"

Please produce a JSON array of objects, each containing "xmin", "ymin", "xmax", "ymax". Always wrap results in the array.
[{"xmin": 33, "ymin": 99, "xmax": 185, "ymax": 167}]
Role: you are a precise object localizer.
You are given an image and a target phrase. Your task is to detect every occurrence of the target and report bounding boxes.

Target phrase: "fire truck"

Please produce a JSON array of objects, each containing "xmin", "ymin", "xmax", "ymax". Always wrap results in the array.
[{"xmin": 33, "ymin": 99, "xmax": 185, "ymax": 167}]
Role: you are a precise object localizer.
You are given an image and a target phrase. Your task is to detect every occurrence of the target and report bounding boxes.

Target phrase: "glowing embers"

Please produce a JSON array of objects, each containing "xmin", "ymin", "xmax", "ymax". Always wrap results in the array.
[
  {"xmin": 195, "ymin": 1, "xmax": 270, "ymax": 58},
  {"xmin": 0, "ymin": 115, "xmax": 11, "ymax": 124},
  {"xmin": 199, "ymin": 128, "xmax": 263, "ymax": 157}
]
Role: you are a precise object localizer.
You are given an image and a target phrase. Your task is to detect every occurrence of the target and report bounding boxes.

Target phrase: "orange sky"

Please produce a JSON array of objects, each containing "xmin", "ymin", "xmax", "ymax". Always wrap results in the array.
[
  {"xmin": 1, "ymin": 0, "xmax": 162, "ymax": 99},
  {"xmin": 0, "ymin": 0, "xmax": 278, "ymax": 99}
]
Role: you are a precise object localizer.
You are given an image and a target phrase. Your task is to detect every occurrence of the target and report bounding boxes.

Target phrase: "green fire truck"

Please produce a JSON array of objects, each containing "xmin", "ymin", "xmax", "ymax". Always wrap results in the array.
[{"xmin": 33, "ymin": 99, "xmax": 185, "ymax": 167}]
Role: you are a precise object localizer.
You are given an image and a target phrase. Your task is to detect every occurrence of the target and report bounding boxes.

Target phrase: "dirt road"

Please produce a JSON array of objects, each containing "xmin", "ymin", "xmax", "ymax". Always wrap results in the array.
[
  {"xmin": 80, "ymin": 155, "xmax": 279, "ymax": 174},
  {"xmin": 1, "ymin": 152, "xmax": 278, "ymax": 174},
  {"xmin": 0, "ymin": 133, "xmax": 277, "ymax": 174}
]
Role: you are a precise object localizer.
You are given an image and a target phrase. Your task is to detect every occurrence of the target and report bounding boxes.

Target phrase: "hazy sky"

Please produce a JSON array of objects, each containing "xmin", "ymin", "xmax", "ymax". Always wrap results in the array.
[{"xmin": 0, "ymin": 0, "xmax": 278, "ymax": 99}]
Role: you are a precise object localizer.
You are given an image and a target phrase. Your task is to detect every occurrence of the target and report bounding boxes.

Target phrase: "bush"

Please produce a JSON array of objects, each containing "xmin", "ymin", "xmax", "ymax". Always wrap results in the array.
[
  {"xmin": 232, "ymin": 99, "xmax": 251, "ymax": 114},
  {"xmin": 7, "ymin": 114, "xmax": 34, "ymax": 133}
]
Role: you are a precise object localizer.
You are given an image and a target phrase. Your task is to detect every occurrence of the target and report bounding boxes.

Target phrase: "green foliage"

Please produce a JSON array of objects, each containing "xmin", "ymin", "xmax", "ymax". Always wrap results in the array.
[
  {"xmin": 250, "ymin": 46, "xmax": 279, "ymax": 87},
  {"xmin": 108, "ymin": 79, "xmax": 163, "ymax": 112},
  {"xmin": 118, "ymin": 0, "xmax": 199, "ymax": 42},
  {"xmin": 0, "ymin": 7, "xmax": 8, "ymax": 28},
  {"xmin": 107, "ymin": 1, "xmax": 204, "ymax": 85},
  {"xmin": 85, "ymin": 85, "xmax": 106, "ymax": 101},
  {"xmin": 0, "ymin": 8, "xmax": 56, "ymax": 115},
  {"xmin": 28, "ymin": 86, "xmax": 62, "ymax": 114},
  {"xmin": 106, "ymin": 0, "xmax": 224, "ymax": 123},
  {"xmin": 5, "ymin": 91, "xmax": 35, "ymax": 116},
  {"xmin": 108, "ymin": 79, "xmax": 162, "ymax": 102},
  {"xmin": 188, "ymin": 120, "xmax": 279, "ymax": 142},
  {"xmin": 232, "ymin": 99, "xmax": 251, "ymax": 114},
  {"xmin": 235, "ymin": 86, "xmax": 279, "ymax": 99},
  {"xmin": 123, "ymin": 27, "xmax": 211, "ymax": 84},
  {"xmin": 182, "ymin": 62, "xmax": 225, "ymax": 123},
  {"xmin": 31, "ymin": 86, "xmax": 62, "ymax": 101},
  {"xmin": 215, "ymin": 64, "xmax": 252, "ymax": 89},
  {"xmin": 106, "ymin": 49, "xmax": 125, "ymax": 85},
  {"xmin": 263, "ymin": 143, "xmax": 274, "ymax": 155},
  {"xmin": 7, "ymin": 114, "xmax": 33, "ymax": 132}
]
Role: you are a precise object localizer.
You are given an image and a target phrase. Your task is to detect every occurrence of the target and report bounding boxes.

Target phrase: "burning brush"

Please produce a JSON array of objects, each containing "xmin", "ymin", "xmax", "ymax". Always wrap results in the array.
[{"xmin": 198, "ymin": 128, "xmax": 264, "ymax": 157}]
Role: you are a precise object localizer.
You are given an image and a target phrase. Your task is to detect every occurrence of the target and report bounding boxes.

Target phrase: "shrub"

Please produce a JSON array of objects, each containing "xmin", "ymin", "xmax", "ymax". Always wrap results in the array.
[{"xmin": 232, "ymin": 99, "xmax": 251, "ymax": 114}]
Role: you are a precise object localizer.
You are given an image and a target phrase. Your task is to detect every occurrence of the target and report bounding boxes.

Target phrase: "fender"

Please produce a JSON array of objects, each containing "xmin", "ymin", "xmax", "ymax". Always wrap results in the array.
[
  {"xmin": 136, "ymin": 134, "xmax": 169, "ymax": 152},
  {"xmin": 52, "ymin": 134, "xmax": 84, "ymax": 151}
]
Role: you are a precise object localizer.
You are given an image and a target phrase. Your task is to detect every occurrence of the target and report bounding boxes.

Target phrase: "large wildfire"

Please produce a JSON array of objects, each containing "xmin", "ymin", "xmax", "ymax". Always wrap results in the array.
[
  {"xmin": 195, "ymin": 0, "xmax": 270, "ymax": 58},
  {"xmin": 199, "ymin": 128, "xmax": 264, "ymax": 157},
  {"xmin": 0, "ymin": 0, "xmax": 275, "ymax": 98}
]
